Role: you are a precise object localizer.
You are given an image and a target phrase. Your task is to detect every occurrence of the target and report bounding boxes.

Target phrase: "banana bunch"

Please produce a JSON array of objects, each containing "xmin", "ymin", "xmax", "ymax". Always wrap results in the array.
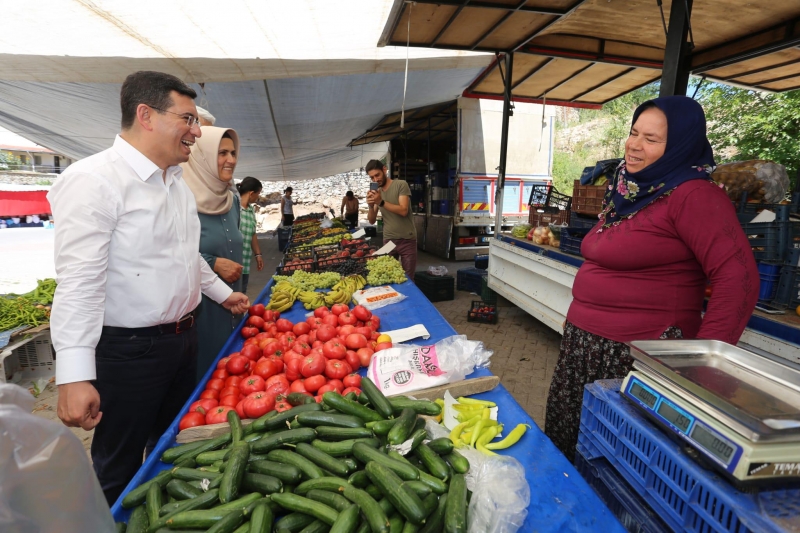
[
  {"xmin": 298, "ymin": 290, "xmax": 327, "ymax": 310},
  {"xmin": 324, "ymin": 288, "xmax": 351, "ymax": 307},
  {"xmin": 324, "ymin": 275, "xmax": 367, "ymax": 306},
  {"xmin": 267, "ymin": 281, "xmax": 299, "ymax": 312}
]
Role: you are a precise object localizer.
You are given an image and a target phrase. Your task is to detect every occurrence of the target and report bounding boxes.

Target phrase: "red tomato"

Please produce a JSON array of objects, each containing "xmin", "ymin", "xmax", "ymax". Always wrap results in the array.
[
  {"xmin": 244, "ymin": 337, "xmax": 259, "ymax": 348},
  {"xmin": 248, "ymin": 303, "xmax": 266, "ymax": 317},
  {"xmin": 246, "ymin": 315, "xmax": 266, "ymax": 330},
  {"xmin": 220, "ymin": 385, "xmax": 240, "ymax": 397},
  {"xmin": 241, "ymin": 326, "xmax": 259, "ymax": 339},
  {"xmin": 301, "ymin": 352, "xmax": 327, "ymax": 378},
  {"xmin": 253, "ymin": 359, "xmax": 278, "ymax": 380},
  {"xmin": 314, "ymin": 306, "xmax": 330, "ymax": 318},
  {"xmin": 179, "ymin": 412, "xmax": 206, "ymax": 431},
  {"xmin": 338, "ymin": 325, "xmax": 356, "ymax": 337},
  {"xmin": 286, "ymin": 358, "xmax": 303, "ymax": 381},
  {"xmin": 262, "ymin": 341, "xmax": 280, "ymax": 356},
  {"xmin": 343, "ymin": 374, "xmax": 362, "ymax": 389},
  {"xmin": 217, "ymin": 356, "xmax": 232, "ymax": 370},
  {"xmin": 370, "ymin": 331, "xmax": 380, "ymax": 341},
  {"xmin": 268, "ymin": 355, "xmax": 285, "ymax": 373},
  {"xmin": 357, "ymin": 347, "xmax": 375, "ymax": 367},
  {"xmin": 294, "ymin": 342, "xmax": 311, "ymax": 356},
  {"xmin": 224, "ymin": 376, "xmax": 243, "ymax": 389},
  {"xmin": 342, "ymin": 386, "xmax": 362, "ymax": 397},
  {"xmin": 265, "ymin": 374, "xmax": 290, "ymax": 396},
  {"xmin": 331, "ymin": 303, "xmax": 349, "ymax": 316},
  {"xmin": 200, "ymin": 389, "xmax": 219, "ymax": 400},
  {"xmin": 369, "ymin": 315, "xmax": 380, "ymax": 330},
  {"xmin": 345, "ymin": 350, "xmax": 360, "ymax": 370},
  {"xmin": 212, "ymin": 368, "xmax": 229, "ymax": 380},
  {"xmin": 283, "ymin": 350, "xmax": 302, "ymax": 366},
  {"xmin": 240, "ymin": 375, "xmax": 266, "ymax": 395},
  {"xmin": 275, "ymin": 400, "xmax": 292, "ymax": 412},
  {"xmin": 317, "ymin": 384, "xmax": 336, "ymax": 395},
  {"xmin": 241, "ymin": 344, "xmax": 262, "ymax": 362},
  {"xmin": 345, "ymin": 333, "xmax": 368, "ymax": 350},
  {"xmin": 338, "ymin": 312, "xmax": 357, "ymax": 326},
  {"xmin": 263, "ymin": 310, "xmax": 278, "ymax": 322},
  {"xmin": 205, "ymin": 406, "xmax": 234, "ymax": 425},
  {"xmin": 313, "ymin": 340, "xmax": 324, "ymax": 349},
  {"xmin": 276, "ymin": 318, "xmax": 294, "ymax": 333},
  {"xmin": 290, "ymin": 379, "xmax": 308, "ymax": 394},
  {"xmin": 323, "ymin": 339, "xmax": 347, "ymax": 360},
  {"xmin": 189, "ymin": 399, "xmax": 218, "ymax": 413},
  {"xmin": 375, "ymin": 342, "xmax": 393, "ymax": 352},
  {"xmin": 316, "ymin": 325, "xmax": 337, "ymax": 342},
  {"xmin": 219, "ymin": 394, "xmax": 240, "ymax": 408},
  {"xmin": 326, "ymin": 359, "xmax": 348, "ymax": 380},
  {"xmin": 355, "ymin": 326, "xmax": 373, "ymax": 338},
  {"xmin": 306, "ymin": 317, "xmax": 323, "ymax": 330},
  {"xmin": 226, "ymin": 356, "xmax": 250, "ymax": 375},
  {"xmin": 352, "ymin": 305, "xmax": 372, "ymax": 321},
  {"xmin": 243, "ymin": 391, "xmax": 275, "ymax": 418},
  {"xmin": 235, "ymin": 400, "xmax": 247, "ymax": 419},
  {"xmin": 321, "ymin": 314, "xmax": 340, "ymax": 328},
  {"xmin": 304, "ymin": 374, "xmax": 327, "ymax": 393},
  {"xmin": 295, "ymin": 334, "xmax": 310, "ymax": 345},
  {"xmin": 293, "ymin": 322, "xmax": 311, "ymax": 336},
  {"xmin": 327, "ymin": 379, "xmax": 345, "ymax": 393},
  {"xmin": 206, "ymin": 378, "xmax": 225, "ymax": 392}
]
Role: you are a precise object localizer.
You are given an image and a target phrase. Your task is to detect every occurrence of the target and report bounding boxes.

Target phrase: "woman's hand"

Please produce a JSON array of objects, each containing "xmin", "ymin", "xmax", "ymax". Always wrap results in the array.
[
  {"xmin": 214, "ymin": 257, "xmax": 243, "ymax": 283},
  {"xmin": 256, "ymin": 255, "xmax": 264, "ymax": 271}
]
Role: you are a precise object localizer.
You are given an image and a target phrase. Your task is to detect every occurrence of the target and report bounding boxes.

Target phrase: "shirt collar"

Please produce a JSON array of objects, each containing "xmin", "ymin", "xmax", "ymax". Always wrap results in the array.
[{"xmin": 113, "ymin": 135, "xmax": 183, "ymax": 183}]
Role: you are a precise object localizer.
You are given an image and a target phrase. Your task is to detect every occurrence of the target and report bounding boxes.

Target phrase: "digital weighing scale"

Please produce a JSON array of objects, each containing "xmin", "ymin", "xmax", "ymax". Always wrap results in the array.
[{"xmin": 621, "ymin": 340, "xmax": 800, "ymax": 487}]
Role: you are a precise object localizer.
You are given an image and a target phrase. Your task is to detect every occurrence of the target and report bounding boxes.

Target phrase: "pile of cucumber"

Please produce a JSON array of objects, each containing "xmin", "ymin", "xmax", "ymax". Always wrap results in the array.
[{"xmin": 117, "ymin": 377, "xmax": 471, "ymax": 533}]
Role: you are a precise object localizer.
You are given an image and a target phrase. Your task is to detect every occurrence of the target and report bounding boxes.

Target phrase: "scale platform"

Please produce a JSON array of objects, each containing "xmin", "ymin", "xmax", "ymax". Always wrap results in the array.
[{"xmin": 621, "ymin": 340, "xmax": 800, "ymax": 487}]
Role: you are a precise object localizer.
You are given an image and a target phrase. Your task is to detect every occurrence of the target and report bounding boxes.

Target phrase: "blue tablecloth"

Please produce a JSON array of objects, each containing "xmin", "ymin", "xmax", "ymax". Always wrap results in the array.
[{"xmin": 110, "ymin": 276, "xmax": 623, "ymax": 531}]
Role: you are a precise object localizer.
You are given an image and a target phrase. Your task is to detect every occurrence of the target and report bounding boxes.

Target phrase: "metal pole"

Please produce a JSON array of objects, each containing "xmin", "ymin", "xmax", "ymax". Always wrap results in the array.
[
  {"xmin": 660, "ymin": 0, "xmax": 693, "ymax": 97},
  {"xmin": 494, "ymin": 51, "xmax": 513, "ymax": 238}
]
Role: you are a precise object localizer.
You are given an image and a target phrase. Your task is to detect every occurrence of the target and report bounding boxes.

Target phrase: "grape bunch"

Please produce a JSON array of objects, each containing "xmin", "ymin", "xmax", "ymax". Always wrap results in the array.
[
  {"xmin": 311, "ymin": 233, "xmax": 348, "ymax": 246},
  {"xmin": 272, "ymin": 270, "xmax": 341, "ymax": 291},
  {"xmin": 327, "ymin": 259, "xmax": 368, "ymax": 278},
  {"xmin": 365, "ymin": 255, "xmax": 407, "ymax": 285}
]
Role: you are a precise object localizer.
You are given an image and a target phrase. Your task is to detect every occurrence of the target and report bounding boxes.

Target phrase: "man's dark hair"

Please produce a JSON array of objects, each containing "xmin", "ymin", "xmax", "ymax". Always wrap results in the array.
[
  {"xmin": 346, "ymin": 190, "xmax": 354, "ymax": 198},
  {"xmin": 120, "ymin": 71, "xmax": 197, "ymax": 130},
  {"xmin": 365, "ymin": 160, "xmax": 385, "ymax": 173}
]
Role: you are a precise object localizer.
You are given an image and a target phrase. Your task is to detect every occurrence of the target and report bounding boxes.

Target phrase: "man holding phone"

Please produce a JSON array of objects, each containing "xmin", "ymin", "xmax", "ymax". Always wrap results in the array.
[{"xmin": 365, "ymin": 160, "xmax": 417, "ymax": 281}]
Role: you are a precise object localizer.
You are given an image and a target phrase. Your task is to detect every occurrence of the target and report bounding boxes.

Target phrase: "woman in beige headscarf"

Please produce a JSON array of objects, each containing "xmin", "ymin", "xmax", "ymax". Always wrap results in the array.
[{"xmin": 181, "ymin": 126, "xmax": 244, "ymax": 383}]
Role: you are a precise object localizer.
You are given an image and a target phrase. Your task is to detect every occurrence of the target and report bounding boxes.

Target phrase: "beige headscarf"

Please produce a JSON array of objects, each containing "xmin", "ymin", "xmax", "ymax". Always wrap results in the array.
[{"xmin": 181, "ymin": 126, "xmax": 240, "ymax": 215}]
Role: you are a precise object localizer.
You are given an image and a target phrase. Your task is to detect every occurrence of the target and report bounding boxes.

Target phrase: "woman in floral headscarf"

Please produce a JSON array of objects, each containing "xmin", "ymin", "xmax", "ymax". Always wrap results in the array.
[{"xmin": 544, "ymin": 96, "xmax": 759, "ymax": 461}]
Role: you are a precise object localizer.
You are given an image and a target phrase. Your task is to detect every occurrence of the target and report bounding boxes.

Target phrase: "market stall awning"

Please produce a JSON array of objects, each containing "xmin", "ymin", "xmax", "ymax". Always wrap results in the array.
[
  {"xmin": 349, "ymin": 100, "xmax": 457, "ymax": 146},
  {"xmin": 378, "ymin": 0, "xmax": 800, "ymax": 106}
]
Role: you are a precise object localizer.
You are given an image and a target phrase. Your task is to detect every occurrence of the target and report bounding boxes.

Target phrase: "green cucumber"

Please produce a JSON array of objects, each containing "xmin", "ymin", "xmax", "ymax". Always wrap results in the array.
[
  {"xmin": 299, "ymin": 520, "xmax": 330, "ymax": 533},
  {"xmin": 387, "ymin": 408, "xmax": 416, "ymax": 445},
  {"xmin": 289, "ymin": 419, "xmax": 303, "ymax": 430},
  {"xmin": 413, "ymin": 443, "xmax": 449, "ymax": 481},
  {"xmin": 178, "ymin": 433, "xmax": 233, "ymax": 463},
  {"xmin": 295, "ymin": 442, "xmax": 350, "ymax": 477},
  {"xmin": 306, "ymin": 489, "xmax": 353, "ymax": 512},
  {"xmin": 122, "ymin": 470, "xmax": 173, "ymax": 509},
  {"xmin": 312, "ymin": 437, "xmax": 380, "ymax": 457},
  {"xmin": 243, "ymin": 431, "xmax": 263, "ymax": 443},
  {"xmin": 241, "ymin": 472, "xmax": 283, "ymax": 494},
  {"xmin": 165, "ymin": 479, "xmax": 203, "ymax": 501},
  {"xmin": 360, "ymin": 377, "xmax": 393, "ymax": 419},
  {"xmin": 418, "ymin": 493, "xmax": 447, "ymax": 533},
  {"xmin": 251, "ymin": 428, "xmax": 317, "ymax": 454},
  {"xmin": 164, "ymin": 509, "xmax": 234, "ymax": 529},
  {"xmin": 406, "ymin": 429, "xmax": 427, "ymax": 452},
  {"xmin": 358, "ymin": 392, "xmax": 371, "ymax": 405},
  {"xmin": 420, "ymin": 493, "xmax": 438, "ymax": 517},
  {"xmin": 145, "ymin": 481, "xmax": 163, "ymax": 525},
  {"xmin": 259, "ymin": 403, "xmax": 322, "ymax": 431},
  {"xmin": 270, "ymin": 493, "xmax": 340, "ymax": 526},
  {"xmin": 400, "ymin": 481, "xmax": 431, "ymax": 499},
  {"xmin": 342, "ymin": 457, "xmax": 359, "ymax": 473},
  {"xmin": 341, "ymin": 485, "xmax": 390, "ymax": 533},
  {"xmin": 352, "ymin": 443, "xmax": 419, "ymax": 481},
  {"xmin": 174, "ymin": 456, "xmax": 197, "ymax": 469},
  {"xmin": 296, "ymin": 411, "xmax": 366, "ymax": 428},
  {"xmin": 323, "ymin": 392, "xmax": 384, "ymax": 422},
  {"xmin": 294, "ymin": 476, "xmax": 350, "ymax": 495},
  {"xmin": 444, "ymin": 474, "xmax": 466, "ymax": 533},
  {"xmin": 387, "ymin": 451, "xmax": 447, "ymax": 495},
  {"xmin": 370, "ymin": 418, "xmax": 397, "ymax": 436},
  {"xmin": 250, "ymin": 460, "xmax": 303, "ymax": 484},
  {"xmin": 148, "ymin": 489, "xmax": 220, "ymax": 530},
  {"xmin": 330, "ymin": 503, "xmax": 360, "ymax": 533},
  {"xmin": 127, "ymin": 504, "xmax": 149, "ymax": 533},
  {"xmin": 355, "ymin": 523, "xmax": 370, "ymax": 533},
  {"xmin": 220, "ymin": 442, "xmax": 250, "ymax": 503},
  {"xmin": 377, "ymin": 497, "xmax": 396, "ymax": 517},
  {"xmin": 274, "ymin": 512, "xmax": 316, "ymax": 532},
  {"xmin": 426, "ymin": 438, "xmax": 454, "ymax": 455},
  {"xmin": 248, "ymin": 502, "xmax": 273, "ymax": 533},
  {"xmin": 443, "ymin": 451, "xmax": 470, "ymax": 474},
  {"xmin": 402, "ymin": 522, "xmax": 420, "ymax": 533},
  {"xmin": 365, "ymin": 462, "xmax": 427, "ymax": 525},
  {"xmin": 287, "ymin": 392, "xmax": 315, "ymax": 406},
  {"xmin": 250, "ymin": 410, "xmax": 279, "ymax": 432},
  {"xmin": 205, "ymin": 509, "xmax": 244, "ymax": 533},
  {"xmin": 216, "ymin": 493, "xmax": 264, "ymax": 511},
  {"xmin": 228, "ymin": 410, "xmax": 244, "ymax": 445},
  {"xmin": 388, "ymin": 515, "xmax": 404, "ymax": 533},
  {"xmin": 387, "ymin": 399, "xmax": 441, "ymax": 416},
  {"xmin": 196, "ymin": 449, "xmax": 229, "ymax": 466},
  {"xmin": 161, "ymin": 440, "xmax": 206, "ymax": 464},
  {"xmin": 315, "ymin": 426, "xmax": 374, "ymax": 440},
  {"xmin": 266, "ymin": 449, "xmax": 326, "ymax": 480},
  {"xmin": 364, "ymin": 484, "xmax": 382, "ymax": 500},
  {"xmin": 172, "ymin": 467, "xmax": 221, "ymax": 483},
  {"xmin": 344, "ymin": 391, "xmax": 359, "ymax": 402},
  {"xmin": 347, "ymin": 470, "xmax": 370, "ymax": 488}
]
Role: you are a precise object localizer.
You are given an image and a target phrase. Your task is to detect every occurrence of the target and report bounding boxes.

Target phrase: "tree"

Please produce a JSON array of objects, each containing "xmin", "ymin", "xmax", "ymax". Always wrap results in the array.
[
  {"xmin": 0, "ymin": 151, "xmax": 22, "ymax": 170},
  {"xmin": 700, "ymin": 85, "xmax": 800, "ymax": 188}
]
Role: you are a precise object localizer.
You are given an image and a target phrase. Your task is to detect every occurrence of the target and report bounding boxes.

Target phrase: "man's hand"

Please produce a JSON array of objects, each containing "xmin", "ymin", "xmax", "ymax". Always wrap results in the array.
[
  {"xmin": 256, "ymin": 256, "xmax": 264, "ymax": 271},
  {"xmin": 366, "ymin": 190, "xmax": 382, "ymax": 206},
  {"xmin": 57, "ymin": 381, "xmax": 102, "ymax": 431},
  {"xmin": 223, "ymin": 292, "xmax": 250, "ymax": 314},
  {"xmin": 214, "ymin": 257, "xmax": 243, "ymax": 283}
]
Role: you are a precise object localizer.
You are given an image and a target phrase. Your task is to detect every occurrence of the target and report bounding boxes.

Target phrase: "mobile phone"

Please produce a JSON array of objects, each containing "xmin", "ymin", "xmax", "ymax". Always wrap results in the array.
[
  {"xmin": 370, "ymin": 182, "xmax": 380, "ymax": 191},
  {"xmin": 755, "ymin": 302, "xmax": 786, "ymax": 315}
]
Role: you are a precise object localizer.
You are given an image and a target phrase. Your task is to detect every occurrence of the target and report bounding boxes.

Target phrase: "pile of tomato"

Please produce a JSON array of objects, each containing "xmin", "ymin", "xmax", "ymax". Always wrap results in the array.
[{"xmin": 179, "ymin": 302, "xmax": 393, "ymax": 430}]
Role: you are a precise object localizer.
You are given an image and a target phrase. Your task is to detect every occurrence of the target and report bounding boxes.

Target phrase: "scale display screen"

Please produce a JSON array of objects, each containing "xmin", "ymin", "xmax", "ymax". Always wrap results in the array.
[
  {"xmin": 657, "ymin": 401, "xmax": 692, "ymax": 433},
  {"xmin": 630, "ymin": 381, "xmax": 658, "ymax": 408},
  {"xmin": 691, "ymin": 423, "xmax": 736, "ymax": 465}
]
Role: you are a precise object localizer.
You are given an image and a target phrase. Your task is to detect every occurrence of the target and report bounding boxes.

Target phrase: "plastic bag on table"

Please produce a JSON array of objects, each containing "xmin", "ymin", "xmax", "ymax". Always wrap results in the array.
[
  {"xmin": 352, "ymin": 286, "xmax": 407, "ymax": 310},
  {"xmin": 320, "ymin": 218, "xmax": 333, "ymax": 228},
  {"xmin": 0, "ymin": 383, "xmax": 115, "ymax": 533},
  {"xmin": 427, "ymin": 265, "xmax": 448, "ymax": 276},
  {"xmin": 425, "ymin": 419, "xmax": 530, "ymax": 533},
  {"xmin": 367, "ymin": 335, "xmax": 492, "ymax": 396}
]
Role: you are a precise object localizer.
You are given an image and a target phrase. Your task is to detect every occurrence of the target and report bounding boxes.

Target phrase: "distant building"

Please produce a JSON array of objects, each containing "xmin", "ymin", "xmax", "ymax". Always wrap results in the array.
[{"xmin": 0, "ymin": 126, "xmax": 73, "ymax": 174}]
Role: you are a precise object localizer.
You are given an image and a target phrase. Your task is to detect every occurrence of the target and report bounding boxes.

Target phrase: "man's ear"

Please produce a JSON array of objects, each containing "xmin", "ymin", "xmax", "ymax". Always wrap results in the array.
[{"xmin": 136, "ymin": 104, "xmax": 155, "ymax": 132}]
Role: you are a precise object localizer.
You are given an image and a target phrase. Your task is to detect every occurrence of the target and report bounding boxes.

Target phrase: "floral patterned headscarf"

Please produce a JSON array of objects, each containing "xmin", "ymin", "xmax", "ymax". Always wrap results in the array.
[{"xmin": 599, "ymin": 96, "xmax": 716, "ymax": 228}]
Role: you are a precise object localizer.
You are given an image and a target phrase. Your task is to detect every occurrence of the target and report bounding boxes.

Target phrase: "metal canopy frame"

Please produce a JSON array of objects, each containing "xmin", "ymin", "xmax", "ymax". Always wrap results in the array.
[{"xmin": 348, "ymin": 101, "xmax": 457, "ymax": 147}]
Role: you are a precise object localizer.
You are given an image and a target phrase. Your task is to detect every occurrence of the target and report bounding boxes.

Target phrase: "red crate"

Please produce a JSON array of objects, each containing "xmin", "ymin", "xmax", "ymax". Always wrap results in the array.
[{"xmin": 573, "ymin": 179, "xmax": 608, "ymax": 216}]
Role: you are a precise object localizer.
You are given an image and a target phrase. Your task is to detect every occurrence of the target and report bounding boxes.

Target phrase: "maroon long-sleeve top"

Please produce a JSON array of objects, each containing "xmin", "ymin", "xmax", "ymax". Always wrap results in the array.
[{"xmin": 567, "ymin": 180, "xmax": 759, "ymax": 344}]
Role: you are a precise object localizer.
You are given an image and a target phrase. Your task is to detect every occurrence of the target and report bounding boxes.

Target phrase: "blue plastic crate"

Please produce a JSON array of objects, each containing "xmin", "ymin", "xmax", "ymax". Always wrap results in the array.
[
  {"xmin": 570, "ymin": 211, "xmax": 600, "ymax": 230},
  {"xmin": 474, "ymin": 254, "xmax": 489, "ymax": 269},
  {"xmin": 580, "ymin": 379, "xmax": 800, "ymax": 533},
  {"xmin": 575, "ymin": 446, "xmax": 672, "ymax": 533},
  {"xmin": 757, "ymin": 262, "xmax": 782, "ymax": 301},
  {"xmin": 559, "ymin": 226, "xmax": 589, "ymax": 256},
  {"xmin": 456, "ymin": 267, "xmax": 486, "ymax": 293}
]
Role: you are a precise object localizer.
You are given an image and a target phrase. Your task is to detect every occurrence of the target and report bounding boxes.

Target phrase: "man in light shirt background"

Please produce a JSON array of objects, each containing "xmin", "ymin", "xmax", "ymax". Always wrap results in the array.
[{"xmin": 48, "ymin": 71, "xmax": 250, "ymax": 505}]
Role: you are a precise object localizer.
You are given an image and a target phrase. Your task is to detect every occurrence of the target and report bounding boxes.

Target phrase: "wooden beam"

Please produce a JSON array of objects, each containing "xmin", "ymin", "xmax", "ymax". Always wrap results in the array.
[
  {"xmin": 722, "ymin": 58, "xmax": 800, "ymax": 81},
  {"xmin": 470, "ymin": 0, "xmax": 527, "ymax": 50},
  {"xmin": 569, "ymin": 67, "xmax": 636, "ymax": 101},
  {"xmin": 431, "ymin": 0, "xmax": 470, "ymax": 46},
  {"xmin": 521, "ymin": 44, "xmax": 663, "ymax": 69},
  {"xmin": 511, "ymin": 57, "xmax": 553, "ymax": 90},
  {"xmin": 407, "ymin": 0, "xmax": 567, "ymax": 16},
  {"xmin": 535, "ymin": 62, "xmax": 595, "ymax": 98},
  {"xmin": 750, "ymin": 71, "xmax": 800, "ymax": 86},
  {"xmin": 511, "ymin": 0, "xmax": 589, "ymax": 52}
]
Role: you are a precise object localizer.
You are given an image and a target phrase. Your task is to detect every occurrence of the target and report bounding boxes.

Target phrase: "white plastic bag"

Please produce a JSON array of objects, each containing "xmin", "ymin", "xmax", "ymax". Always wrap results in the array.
[
  {"xmin": 353, "ymin": 286, "xmax": 407, "ymax": 310},
  {"xmin": 367, "ymin": 335, "xmax": 492, "ymax": 396},
  {"xmin": 427, "ymin": 265, "xmax": 448, "ymax": 276},
  {"xmin": 320, "ymin": 218, "xmax": 333, "ymax": 228},
  {"xmin": 0, "ymin": 383, "xmax": 115, "ymax": 533}
]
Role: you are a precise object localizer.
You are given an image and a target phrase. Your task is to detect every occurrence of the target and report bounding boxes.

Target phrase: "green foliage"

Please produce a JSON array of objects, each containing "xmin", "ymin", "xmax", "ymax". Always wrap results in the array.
[
  {"xmin": 699, "ymin": 85, "xmax": 800, "ymax": 186},
  {"xmin": 0, "ymin": 151, "xmax": 22, "ymax": 170},
  {"xmin": 552, "ymin": 150, "xmax": 592, "ymax": 195}
]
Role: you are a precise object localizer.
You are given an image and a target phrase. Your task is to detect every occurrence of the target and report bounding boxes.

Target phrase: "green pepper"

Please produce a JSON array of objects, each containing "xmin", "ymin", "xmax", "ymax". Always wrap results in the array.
[{"xmin": 484, "ymin": 424, "xmax": 530, "ymax": 450}]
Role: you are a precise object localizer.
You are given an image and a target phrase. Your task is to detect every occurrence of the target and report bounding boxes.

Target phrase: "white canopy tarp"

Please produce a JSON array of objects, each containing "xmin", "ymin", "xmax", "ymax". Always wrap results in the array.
[{"xmin": 0, "ymin": 0, "xmax": 491, "ymax": 180}]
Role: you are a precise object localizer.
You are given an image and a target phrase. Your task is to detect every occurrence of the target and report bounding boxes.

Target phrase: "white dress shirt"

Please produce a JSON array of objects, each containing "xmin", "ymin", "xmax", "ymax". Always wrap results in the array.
[{"xmin": 48, "ymin": 135, "xmax": 233, "ymax": 385}]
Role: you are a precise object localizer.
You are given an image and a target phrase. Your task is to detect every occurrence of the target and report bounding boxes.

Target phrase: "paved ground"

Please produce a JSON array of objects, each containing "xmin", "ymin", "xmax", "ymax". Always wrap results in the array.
[{"xmin": 30, "ymin": 234, "xmax": 562, "ymax": 454}]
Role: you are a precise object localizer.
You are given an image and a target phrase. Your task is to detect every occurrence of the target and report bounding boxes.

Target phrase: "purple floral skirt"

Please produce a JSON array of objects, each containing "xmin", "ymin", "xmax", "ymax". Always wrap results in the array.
[{"xmin": 544, "ymin": 321, "xmax": 682, "ymax": 462}]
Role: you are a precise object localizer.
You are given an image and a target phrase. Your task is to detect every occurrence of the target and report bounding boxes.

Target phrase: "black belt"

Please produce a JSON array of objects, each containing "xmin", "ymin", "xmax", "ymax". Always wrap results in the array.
[{"xmin": 102, "ymin": 311, "xmax": 196, "ymax": 337}]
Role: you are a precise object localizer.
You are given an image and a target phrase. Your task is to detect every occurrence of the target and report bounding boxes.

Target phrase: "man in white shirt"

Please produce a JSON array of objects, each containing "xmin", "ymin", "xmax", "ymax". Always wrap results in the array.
[{"xmin": 48, "ymin": 71, "xmax": 250, "ymax": 506}]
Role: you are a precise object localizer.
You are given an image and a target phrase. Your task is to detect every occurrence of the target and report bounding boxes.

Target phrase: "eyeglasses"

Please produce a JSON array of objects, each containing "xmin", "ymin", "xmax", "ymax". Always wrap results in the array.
[{"xmin": 150, "ymin": 106, "xmax": 201, "ymax": 128}]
